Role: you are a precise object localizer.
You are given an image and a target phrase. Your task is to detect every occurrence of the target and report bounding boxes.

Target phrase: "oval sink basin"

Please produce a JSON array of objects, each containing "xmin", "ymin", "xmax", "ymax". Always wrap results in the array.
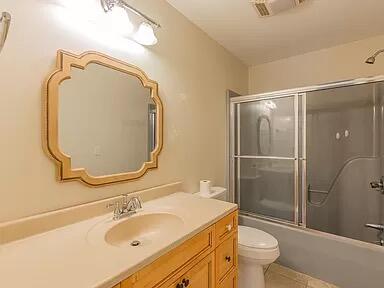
[{"xmin": 105, "ymin": 213, "xmax": 184, "ymax": 248}]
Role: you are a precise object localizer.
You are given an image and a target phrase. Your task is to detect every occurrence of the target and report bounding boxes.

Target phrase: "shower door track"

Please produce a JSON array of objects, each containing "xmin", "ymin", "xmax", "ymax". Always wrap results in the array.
[
  {"xmin": 231, "ymin": 75, "xmax": 384, "ymax": 104},
  {"xmin": 228, "ymin": 75, "xmax": 384, "ymax": 228}
]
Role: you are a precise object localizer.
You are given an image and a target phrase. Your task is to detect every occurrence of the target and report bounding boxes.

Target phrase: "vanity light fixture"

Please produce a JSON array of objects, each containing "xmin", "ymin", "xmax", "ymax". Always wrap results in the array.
[
  {"xmin": 100, "ymin": 0, "xmax": 160, "ymax": 46},
  {"xmin": 134, "ymin": 22, "xmax": 158, "ymax": 46},
  {"xmin": 104, "ymin": 6, "xmax": 134, "ymax": 37}
]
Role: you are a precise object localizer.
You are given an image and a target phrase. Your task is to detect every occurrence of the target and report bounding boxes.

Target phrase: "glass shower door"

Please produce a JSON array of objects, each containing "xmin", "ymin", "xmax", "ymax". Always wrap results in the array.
[
  {"xmin": 305, "ymin": 82, "xmax": 383, "ymax": 244},
  {"xmin": 234, "ymin": 95, "xmax": 299, "ymax": 223}
]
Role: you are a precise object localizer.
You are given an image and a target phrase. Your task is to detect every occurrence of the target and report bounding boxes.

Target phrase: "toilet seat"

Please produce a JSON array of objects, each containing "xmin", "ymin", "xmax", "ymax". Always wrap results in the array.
[{"xmin": 238, "ymin": 225, "xmax": 280, "ymax": 260}]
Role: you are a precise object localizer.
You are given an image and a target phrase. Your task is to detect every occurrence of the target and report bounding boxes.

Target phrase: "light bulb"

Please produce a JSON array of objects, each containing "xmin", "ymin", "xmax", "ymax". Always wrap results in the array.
[
  {"xmin": 105, "ymin": 6, "xmax": 134, "ymax": 37},
  {"xmin": 133, "ymin": 22, "xmax": 158, "ymax": 46}
]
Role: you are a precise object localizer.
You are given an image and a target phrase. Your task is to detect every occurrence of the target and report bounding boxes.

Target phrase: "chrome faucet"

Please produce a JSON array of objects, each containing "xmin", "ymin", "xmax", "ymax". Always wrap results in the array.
[
  {"xmin": 107, "ymin": 195, "xmax": 143, "ymax": 220},
  {"xmin": 365, "ymin": 223, "xmax": 384, "ymax": 232},
  {"xmin": 365, "ymin": 223, "xmax": 384, "ymax": 246}
]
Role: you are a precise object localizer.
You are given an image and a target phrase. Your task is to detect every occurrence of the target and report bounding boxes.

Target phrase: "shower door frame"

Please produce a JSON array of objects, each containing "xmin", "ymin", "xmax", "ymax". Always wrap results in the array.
[{"xmin": 229, "ymin": 75, "xmax": 384, "ymax": 229}]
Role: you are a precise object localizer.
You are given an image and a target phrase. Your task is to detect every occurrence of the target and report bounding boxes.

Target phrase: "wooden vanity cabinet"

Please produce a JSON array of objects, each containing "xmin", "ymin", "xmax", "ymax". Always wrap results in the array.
[
  {"xmin": 162, "ymin": 253, "xmax": 215, "ymax": 288},
  {"xmin": 218, "ymin": 268, "xmax": 237, "ymax": 288},
  {"xmin": 120, "ymin": 210, "xmax": 238, "ymax": 288}
]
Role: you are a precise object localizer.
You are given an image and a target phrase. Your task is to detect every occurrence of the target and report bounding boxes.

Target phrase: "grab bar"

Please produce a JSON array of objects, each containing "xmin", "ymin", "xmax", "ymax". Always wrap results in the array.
[
  {"xmin": 307, "ymin": 184, "xmax": 329, "ymax": 206},
  {"xmin": 308, "ymin": 188, "xmax": 328, "ymax": 195},
  {"xmin": 0, "ymin": 11, "xmax": 11, "ymax": 53}
]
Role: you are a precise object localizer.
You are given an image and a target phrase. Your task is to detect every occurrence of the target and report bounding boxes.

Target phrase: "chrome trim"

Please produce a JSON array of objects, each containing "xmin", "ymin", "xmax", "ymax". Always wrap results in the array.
[
  {"xmin": 240, "ymin": 210, "xmax": 296, "ymax": 226},
  {"xmin": 373, "ymin": 84, "xmax": 378, "ymax": 157},
  {"xmin": 0, "ymin": 12, "xmax": 11, "ymax": 53},
  {"xmin": 294, "ymin": 94, "xmax": 299, "ymax": 225},
  {"xmin": 300, "ymin": 93, "xmax": 307, "ymax": 227},
  {"xmin": 236, "ymin": 104, "xmax": 241, "ymax": 206},
  {"xmin": 231, "ymin": 76, "xmax": 384, "ymax": 104},
  {"xmin": 229, "ymin": 100, "xmax": 236, "ymax": 203},
  {"xmin": 226, "ymin": 90, "xmax": 241, "ymax": 202},
  {"xmin": 233, "ymin": 155, "xmax": 295, "ymax": 160},
  {"xmin": 308, "ymin": 188, "xmax": 329, "ymax": 195},
  {"xmin": 100, "ymin": 0, "xmax": 161, "ymax": 28}
]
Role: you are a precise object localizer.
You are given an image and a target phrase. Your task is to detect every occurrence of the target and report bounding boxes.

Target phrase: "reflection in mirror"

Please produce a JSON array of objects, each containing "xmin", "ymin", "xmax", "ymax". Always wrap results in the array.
[
  {"xmin": 257, "ymin": 115, "xmax": 271, "ymax": 155},
  {"xmin": 59, "ymin": 63, "xmax": 156, "ymax": 176},
  {"xmin": 45, "ymin": 51, "xmax": 163, "ymax": 186}
]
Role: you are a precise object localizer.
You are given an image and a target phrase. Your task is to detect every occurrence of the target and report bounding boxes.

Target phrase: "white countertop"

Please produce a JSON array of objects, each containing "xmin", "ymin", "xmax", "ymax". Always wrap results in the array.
[{"xmin": 0, "ymin": 192, "xmax": 237, "ymax": 288}]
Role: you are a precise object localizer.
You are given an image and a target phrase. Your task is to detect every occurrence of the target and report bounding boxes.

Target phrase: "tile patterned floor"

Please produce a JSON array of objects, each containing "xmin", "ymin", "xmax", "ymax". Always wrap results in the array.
[{"xmin": 264, "ymin": 264, "xmax": 339, "ymax": 288}]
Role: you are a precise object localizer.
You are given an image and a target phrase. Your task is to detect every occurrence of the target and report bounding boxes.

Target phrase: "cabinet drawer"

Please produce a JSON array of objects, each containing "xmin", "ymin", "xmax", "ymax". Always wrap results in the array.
[
  {"xmin": 218, "ymin": 268, "xmax": 237, "ymax": 288},
  {"xmin": 122, "ymin": 226, "xmax": 214, "ymax": 288},
  {"xmin": 163, "ymin": 253, "xmax": 215, "ymax": 288},
  {"xmin": 215, "ymin": 210, "xmax": 238, "ymax": 244},
  {"xmin": 216, "ymin": 233, "xmax": 237, "ymax": 282}
]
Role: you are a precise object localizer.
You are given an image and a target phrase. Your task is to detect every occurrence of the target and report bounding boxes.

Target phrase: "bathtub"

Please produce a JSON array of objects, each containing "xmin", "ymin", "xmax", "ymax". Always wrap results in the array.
[{"xmin": 239, "ymin": 214, "xmax": 384, "ymax": 288}]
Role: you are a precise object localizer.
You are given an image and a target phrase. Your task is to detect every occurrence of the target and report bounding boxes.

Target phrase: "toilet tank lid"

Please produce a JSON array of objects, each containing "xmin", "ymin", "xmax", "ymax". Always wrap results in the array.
[
  {"xmin": 238, "ymin": 225, "xmax": 278, "ymax": 249},
  {"xmin": 195, "ymin": 187, "xmax": 227, "ymax": 198}
]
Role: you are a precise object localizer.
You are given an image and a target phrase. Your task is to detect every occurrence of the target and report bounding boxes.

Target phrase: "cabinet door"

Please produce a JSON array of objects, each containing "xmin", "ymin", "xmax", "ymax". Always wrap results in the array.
[
  {"xmin": 219, "ymin": 269, "xmax": 237, "ymax": 288},
  {"xmin": 216, "ymin": 233, "xmax": 237, "ymax": 282},
  {"xmin": 165, "ymin": 253, "xmax": 215, "ymax": 288}
]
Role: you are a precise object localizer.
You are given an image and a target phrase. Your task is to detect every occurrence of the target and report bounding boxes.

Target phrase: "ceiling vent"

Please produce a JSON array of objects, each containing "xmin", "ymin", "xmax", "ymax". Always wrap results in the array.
[{"xmin": 251, "ymin": 0, "xmax": 305, "ymax": 17}]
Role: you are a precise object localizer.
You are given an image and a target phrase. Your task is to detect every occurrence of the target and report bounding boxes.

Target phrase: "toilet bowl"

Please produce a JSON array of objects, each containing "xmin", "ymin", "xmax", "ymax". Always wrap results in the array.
[
  {"xmin": 193, "ymin": 189, "xmax": 279, "ymax": 287},
  {"xmin": 238, "ymin": 225, "xmax": 280, "ymax": 288}
]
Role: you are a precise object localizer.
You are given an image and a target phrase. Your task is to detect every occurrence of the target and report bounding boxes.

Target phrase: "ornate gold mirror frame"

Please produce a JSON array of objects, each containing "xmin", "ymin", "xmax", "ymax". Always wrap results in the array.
[{"xmin": 44, "ymin": 50, "xmax": 163, "ymax": 186}]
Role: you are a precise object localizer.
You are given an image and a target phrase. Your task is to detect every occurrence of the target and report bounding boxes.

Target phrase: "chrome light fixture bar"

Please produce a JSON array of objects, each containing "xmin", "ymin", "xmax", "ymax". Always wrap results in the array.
[
  {"xmin": 0, "ymin": 11, "xmax": 11, "ymax": 53},
  {"xmin": 100, "ymin": 0, "xmax": 161, "ymax": 28}
]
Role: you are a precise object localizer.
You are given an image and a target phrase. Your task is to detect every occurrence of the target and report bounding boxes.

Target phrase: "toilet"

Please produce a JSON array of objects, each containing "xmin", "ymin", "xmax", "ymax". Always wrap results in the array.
[
  {"xmin": 195, "ymin": 187, "xmax": 280, "ymax": 288},
  {"xmin": 238, "ymin": 225, "xmax": 280, "ymax": 288}
]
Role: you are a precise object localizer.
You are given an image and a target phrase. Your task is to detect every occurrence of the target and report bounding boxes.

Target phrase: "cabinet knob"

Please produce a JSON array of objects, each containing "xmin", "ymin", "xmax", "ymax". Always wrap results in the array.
[
  {"xmin": 226, "ymin": 224, "xmax": 232, "ymax": 232},
  {"xmin": 225, "ymin": 256, "xmax": 231, "ymax": 262},
  {"xmin": 176, "ymin": 284, "xmax": 183, "ymax": 288},
  {"xmin": 182, "ymin": 278, "xmax": 190, "ymax": 287}
]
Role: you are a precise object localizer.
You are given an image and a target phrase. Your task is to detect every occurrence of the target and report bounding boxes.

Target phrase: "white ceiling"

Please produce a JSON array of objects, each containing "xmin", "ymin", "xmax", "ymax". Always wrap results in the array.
[{"xmin": 166, "ymin": 0, "xmax": 384, "ymax": 66}]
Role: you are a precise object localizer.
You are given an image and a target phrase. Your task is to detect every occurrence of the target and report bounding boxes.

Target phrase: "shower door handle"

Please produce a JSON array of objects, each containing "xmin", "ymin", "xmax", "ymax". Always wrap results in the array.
[{"xmin": 365, "ymin": 223, "xmax": 384, "ymax": 232}]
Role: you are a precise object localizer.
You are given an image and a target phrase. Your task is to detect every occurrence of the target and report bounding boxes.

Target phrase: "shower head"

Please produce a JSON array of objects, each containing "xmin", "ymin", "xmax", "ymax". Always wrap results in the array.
[
  {"xmin": 365, "ymin": 56, "xmax": 376, "ymax": 64},
  {"xmin": 365, "ymin": 49, "xmax": 384, "ymax": 64}
]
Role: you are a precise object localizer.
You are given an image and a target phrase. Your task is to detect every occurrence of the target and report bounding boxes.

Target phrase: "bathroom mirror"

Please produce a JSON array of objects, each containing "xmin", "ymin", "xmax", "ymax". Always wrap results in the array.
[{"xmin": 44, "ymin": 50, "xmax": 163, "ymax": 186}]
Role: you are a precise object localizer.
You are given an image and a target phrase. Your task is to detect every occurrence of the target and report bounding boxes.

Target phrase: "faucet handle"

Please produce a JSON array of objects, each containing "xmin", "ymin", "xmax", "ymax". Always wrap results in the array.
[
  {"xmin": 131, "ymin": 196, "xmax": 143, "ymax": 210},
  {"xmin": 106, "ymin": 201, "xmax": 122, "ymax": 220},
  {"xmin": 106, "ymin": 201, "xmax": 121, "ymax": 210},
  {"xmin": 121, "ymin": 194, "xmax": 129, "ymax": 209}
]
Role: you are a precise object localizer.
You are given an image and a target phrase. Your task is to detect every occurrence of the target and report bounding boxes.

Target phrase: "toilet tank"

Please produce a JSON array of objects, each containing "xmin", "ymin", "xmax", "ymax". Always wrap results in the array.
[{"xmin": 195, "ymin": 187, "xmax": 228, "ymax": 201}]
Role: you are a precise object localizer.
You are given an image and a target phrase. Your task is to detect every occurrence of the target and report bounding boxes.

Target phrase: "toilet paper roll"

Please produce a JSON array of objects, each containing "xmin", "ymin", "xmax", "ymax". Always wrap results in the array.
[{"xmin": 200, "ymin": 180, "xmax": 212, "ymax": 195}]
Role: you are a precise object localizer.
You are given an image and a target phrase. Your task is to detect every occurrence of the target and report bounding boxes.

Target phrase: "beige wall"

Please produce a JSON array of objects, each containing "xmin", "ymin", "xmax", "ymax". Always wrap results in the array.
[
  {"xmin": 249, "ymin": 34, "xmax": 384, "ymax": 94},
  {"xmin": 0, "ymin": 0, "xmax": 248, "ymax": 222}
]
